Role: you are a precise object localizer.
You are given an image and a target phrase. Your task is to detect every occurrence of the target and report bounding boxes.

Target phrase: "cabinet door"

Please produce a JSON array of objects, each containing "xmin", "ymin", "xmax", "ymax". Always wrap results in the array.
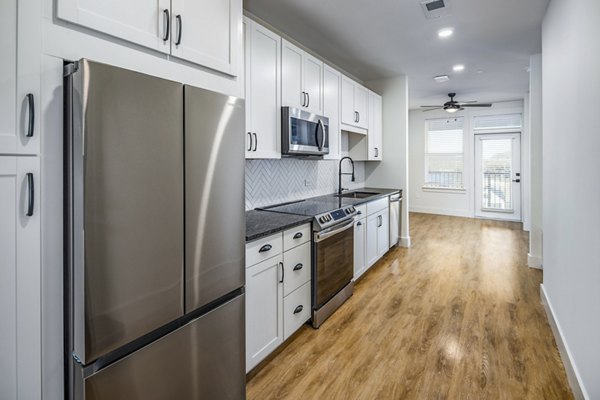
[
  {"xmin": 368, "ymin": 91, "xmax": 383, "ymax": 161},
  {"xmin": 171, "ymin": 0, "xmax": 241, "ymax": 76},
  {"xmin": 281, "ymin": 40, "xmax": 304, "ymax": 109},
  {"xmin": 303, "ymin": 53, "xmax": 323, "ymax": 114},
  {"xmin": 377, "ymin": 209, "xmax": 390, "ymax": 257},
  {"xmin": 354, "ymin": 84, "xmax": 369, "ymax": 129},
  {"xmin": 353, "ymin": 219, "xmax": 366, "ymax": 279},
  {"xmin": 244, "ymin": 19, "xmax": 281, "ymax": 159},
  {"xmin": 246, "ymin": 256, "xmax": 283, "ymax": 372},
  {"xmin": 323, "ymin": 66, "xmax": 341, "ymax": 160},
  {"xmin": 0, "ymin": 156, "xmax": 41, "ymax": 399},
  {"xmin": 57, "ymin": 0, "xmax": 171, "ymax": 54},
  {"xmin": 366, "ymin": 214, "xmax": 379, "ymax": 267},
  {"xmin": 340, "ymin": 76, "xmax": 356, "ymax": 126}
]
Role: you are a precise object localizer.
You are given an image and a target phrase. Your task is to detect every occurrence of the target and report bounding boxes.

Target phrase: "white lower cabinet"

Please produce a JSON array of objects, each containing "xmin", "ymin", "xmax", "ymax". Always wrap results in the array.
[
  {"xmin": 245, "ymin": 223, "xmax": 311, "ymax": 372},
  {"xmin": 245, "ymin": 255, "xmax": 283, "ymax": 372},
  {"xmin": 353, "ymin": 217, "xmax": 367, "ymax": 280},
  {"xmin": 359, "ymin": 198, "xmax": 391, "ymax": 274},
  {"xmin": 0, "ymin": 156, "xmax": 41, "ymax": 399}
]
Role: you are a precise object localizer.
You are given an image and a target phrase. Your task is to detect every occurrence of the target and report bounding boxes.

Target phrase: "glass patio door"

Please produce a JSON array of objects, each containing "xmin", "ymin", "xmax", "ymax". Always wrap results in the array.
[{"xmin": 474, "ymin": 133, "xmax": 521, "ymax": 221}]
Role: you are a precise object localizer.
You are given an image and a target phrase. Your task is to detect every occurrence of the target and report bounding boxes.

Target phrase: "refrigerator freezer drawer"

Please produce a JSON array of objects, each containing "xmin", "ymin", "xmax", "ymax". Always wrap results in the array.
[{"xmin": 84, "ymin": 295, "xmax": 245, "ymax": 400}]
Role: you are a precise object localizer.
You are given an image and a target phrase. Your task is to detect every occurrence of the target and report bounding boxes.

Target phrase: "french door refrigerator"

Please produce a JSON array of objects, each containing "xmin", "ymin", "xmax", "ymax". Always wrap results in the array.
[{"xmin": 64, "ymin": 59, "xmax": 245, "ymax": 400}]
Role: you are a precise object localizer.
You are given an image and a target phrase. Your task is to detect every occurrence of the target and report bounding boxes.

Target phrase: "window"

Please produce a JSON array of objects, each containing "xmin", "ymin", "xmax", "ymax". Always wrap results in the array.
[
  {"xmin": 424, "ymin": 117, "xmax": 464, "ymax": 190},
  {"xmin": 473, "ymin": 113, "xmax": 522, "ymax": 132}
]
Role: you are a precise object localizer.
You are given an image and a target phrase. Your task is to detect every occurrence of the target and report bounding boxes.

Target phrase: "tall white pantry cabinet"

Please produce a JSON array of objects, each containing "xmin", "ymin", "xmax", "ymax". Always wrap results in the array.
[{"xmin": 1, "ymin": 0, "xmax": 43, "ymax": 397}]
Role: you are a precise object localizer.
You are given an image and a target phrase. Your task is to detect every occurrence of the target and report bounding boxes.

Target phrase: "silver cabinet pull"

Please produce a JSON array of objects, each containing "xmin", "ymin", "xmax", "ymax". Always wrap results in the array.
[
  {"xmin": 279, "ymin": 262, "xmax": 284, "ymax": 283},
  {"xmin": 252, "ymin": 133, "xmax": 257, "ymax": 151},
  {"xmin": 247, "ymin": 132, "xmax": 252, "ymax": 151},
  {"xmin": 293, "ymin": 232, "xmax": 303, "ymax": 239},
  {"xmin": 293, "ymin": 305, "xmax": 303, "ymax": 314},
  {"xmin": 175, "ymin": 15, "xmax": 182, "ymax": 45},
  {"xmin": 26, "ymin": 173, "xmax": 34, "ymax": 216},
  {"xmin": 293, "ymin": 263, "xmax": 303, "ymax": 271},
  {"xmin": 259, "ymin": 244, "xmax": 272, "ymax": 253}
]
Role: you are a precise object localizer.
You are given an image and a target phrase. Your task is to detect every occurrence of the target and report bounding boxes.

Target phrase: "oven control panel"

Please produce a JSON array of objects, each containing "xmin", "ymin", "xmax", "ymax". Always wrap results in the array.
[{"xmin": 314, "ymin": 206, "xmax": 357, "ymax": 231}]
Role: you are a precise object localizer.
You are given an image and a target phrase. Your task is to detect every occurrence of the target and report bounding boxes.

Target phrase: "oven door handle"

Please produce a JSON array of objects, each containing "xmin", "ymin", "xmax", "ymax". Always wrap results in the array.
[{"xmin": 314, "ymin": 219, "xmax": 355, "ymax": 243}]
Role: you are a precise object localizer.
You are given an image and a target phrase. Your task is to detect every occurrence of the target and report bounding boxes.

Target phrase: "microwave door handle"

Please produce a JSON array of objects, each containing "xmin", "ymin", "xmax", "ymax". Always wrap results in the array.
[{"xmin": 317, "ymin": 119, "xmax": 325, "ymax": 151}]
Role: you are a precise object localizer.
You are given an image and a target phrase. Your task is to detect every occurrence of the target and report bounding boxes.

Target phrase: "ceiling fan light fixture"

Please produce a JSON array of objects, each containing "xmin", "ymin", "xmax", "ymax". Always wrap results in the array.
[
  {"xmin": 438, "ymin": 28, "xmax": 454, "ymax": 38},
  {"xmin": 445, "ymin": 107, "xmax": 459, "ymax": 113},
  {"xmin": 433, "ymin": 75, "xmax": 450, "ymax": 83},
  {"xmin": 452, "ymin": 64, "xmax": 465, "ymax": 72}
]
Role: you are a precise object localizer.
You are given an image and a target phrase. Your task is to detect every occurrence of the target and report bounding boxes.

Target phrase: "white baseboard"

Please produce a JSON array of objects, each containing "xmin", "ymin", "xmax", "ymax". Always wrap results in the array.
[
  {"xmin": 409, "ymin": 206, "xmax": 471, "ymax": 218},
  {"xmin": 540, "ymin": 284, "xmax": 588, "ymax": 400},
  {"xmin": 528, "ymin": 253, "xmax": 543, "ymax": 269},
  {"xmin": 399, "ymin": 236, "xmax": 411, "ymax": 248}
]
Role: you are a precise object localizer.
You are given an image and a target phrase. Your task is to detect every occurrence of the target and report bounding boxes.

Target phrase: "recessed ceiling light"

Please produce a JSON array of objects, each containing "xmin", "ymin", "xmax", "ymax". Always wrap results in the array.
[
  {"xmin": 453, "ymin": 64, "xmax": 465, "ymax": 72},
  {"xmin": 438, "ymin": 28, "xmax": 454, "ymax": 38},
  {"xmin": 433, "ymin": 75, "xmax": 450, "ymax": 83}
]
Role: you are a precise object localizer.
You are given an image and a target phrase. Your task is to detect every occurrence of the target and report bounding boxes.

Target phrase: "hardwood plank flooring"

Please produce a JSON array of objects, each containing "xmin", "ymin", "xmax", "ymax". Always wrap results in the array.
[{"xmin": 246, "ymin": 213, "xmax": 573, "ymax": 400}]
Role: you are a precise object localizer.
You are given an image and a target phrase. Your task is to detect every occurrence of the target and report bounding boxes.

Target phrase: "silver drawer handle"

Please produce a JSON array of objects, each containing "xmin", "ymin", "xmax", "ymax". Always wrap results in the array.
[
  {"xmin": 293, "ymin": 263, "xmax": 303, "ymax": 271},
  {"xmin": 259, "ymin": 244, "xmax": 272, "ymax": 253},
  {"xmin": 293, "ymin": 305, "xmax": 303, "ymax": 314},
  {"xmin": 293, "ymin": 232, "xmax": 303, "ymax": 239}
]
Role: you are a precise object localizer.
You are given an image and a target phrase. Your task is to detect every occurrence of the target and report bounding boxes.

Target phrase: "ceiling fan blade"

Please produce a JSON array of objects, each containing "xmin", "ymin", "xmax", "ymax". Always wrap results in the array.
[
  {"xmin": 422, "ymin": 107, "xmax": 443, "ymax": 112},
  {"xmin": 420, "ymin": 105, "xmax": 442, "ymax": 108},
  {"xmin": 461, "ymin": 103, "xmax": 492, "ymax": 107},
  {"xmin": 458, "ymin": 100, "xmax": 477, "ymax": 104}
]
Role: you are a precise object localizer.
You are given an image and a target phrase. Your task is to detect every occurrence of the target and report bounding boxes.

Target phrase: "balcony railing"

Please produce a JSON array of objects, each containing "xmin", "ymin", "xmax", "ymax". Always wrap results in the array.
[
  {"xmin": 483, "ymin": 171, "xmax": 512, "ymax": 210},
  {"xmin": 425, "ymin": 171, "xmax": 464, "ymax": 189}
]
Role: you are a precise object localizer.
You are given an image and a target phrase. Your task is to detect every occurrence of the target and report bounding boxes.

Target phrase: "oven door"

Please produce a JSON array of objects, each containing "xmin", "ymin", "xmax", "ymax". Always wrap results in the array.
[
  {"xmin": 282, "ymin": 107, "xmax": 329, "ymax": 156},
  {"xmin": 313, "ymin": 219, "xmax": 354, "ymax": 309}
]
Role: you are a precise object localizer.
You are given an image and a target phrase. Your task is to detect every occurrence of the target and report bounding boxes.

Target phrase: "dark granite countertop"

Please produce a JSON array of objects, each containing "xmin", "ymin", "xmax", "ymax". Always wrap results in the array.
[
  {"xmin": 246, "ymin": 188, "xmax": 401, "ymax": 242},
  {"xmin": 245, "ymin": 210, "xmax": 313, "ymax": 242}
]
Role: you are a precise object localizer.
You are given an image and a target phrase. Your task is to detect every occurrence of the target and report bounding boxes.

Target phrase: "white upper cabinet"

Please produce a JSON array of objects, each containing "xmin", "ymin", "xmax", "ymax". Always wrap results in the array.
[
  {"xmin": 341, "ymin": 76, "xmax": 368, "ymax": 130},
  {"xmin": 368, "ymin": 91, "xmax": 383, "ymax": 161},
  {"xmin": 281, "ymin": 39, "xmax": 323, "ymax": 114},
  {"xmin": 57, "ymin": 0, "xmax": 241, "ymax": 76},
  {"xmin": 0, "ymin": 0, "xmax": 40, "ymax": 155},
  {"xmin": 170, "ymin": 0, "xmax": 241, "ymax": 76},
  {"xmin": 323, "ymin": 65, "xmax": 341, "ymax": 160},
  {"xmin": 57, "ymin": 0, "xmax": 172, "ymax": 54},
  {"xmin": 244, "ymin": 18, "xmax": 281, "ymax": 159}
]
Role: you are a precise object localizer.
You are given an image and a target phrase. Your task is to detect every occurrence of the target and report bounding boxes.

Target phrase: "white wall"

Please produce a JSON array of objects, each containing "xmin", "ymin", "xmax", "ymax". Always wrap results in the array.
[
  {"xmin": 528, "ymin": 54, "xmax": 543, "ymax": 268},
  {"xmin": 408, "ymin": 101, "xmax": 525, "ymax": 218},
  {"xmin": 365, "ymin": 76, "xmax": 410, "ymax": 246},
  {"xmin": 541, "ymin": 0, "xmax": 600, "ymax": 398}
]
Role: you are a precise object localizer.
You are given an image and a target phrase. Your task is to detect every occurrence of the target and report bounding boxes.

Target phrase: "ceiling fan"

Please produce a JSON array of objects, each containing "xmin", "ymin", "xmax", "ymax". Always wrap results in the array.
[{"xmin": 420, "ymin": 93, "xmax": 492, "ymax": 113}]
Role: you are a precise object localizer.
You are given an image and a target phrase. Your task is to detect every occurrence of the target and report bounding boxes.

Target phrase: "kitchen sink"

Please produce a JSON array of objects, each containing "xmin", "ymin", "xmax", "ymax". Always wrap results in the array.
[{"xmin": 335, "ymin": 191, "xmax": 379, "ymax": 199}]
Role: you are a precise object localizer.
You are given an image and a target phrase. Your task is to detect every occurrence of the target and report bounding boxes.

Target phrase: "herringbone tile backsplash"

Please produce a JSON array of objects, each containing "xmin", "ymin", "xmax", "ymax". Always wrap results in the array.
[{"xmin": 245, "ymin": 159, "xmax": 365, "ymax": 210}]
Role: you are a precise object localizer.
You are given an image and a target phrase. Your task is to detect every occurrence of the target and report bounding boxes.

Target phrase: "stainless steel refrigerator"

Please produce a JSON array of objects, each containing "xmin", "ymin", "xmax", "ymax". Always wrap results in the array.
[{"xmin": 64, "ymin": 59, "xmax": 246, "ymax": 400}]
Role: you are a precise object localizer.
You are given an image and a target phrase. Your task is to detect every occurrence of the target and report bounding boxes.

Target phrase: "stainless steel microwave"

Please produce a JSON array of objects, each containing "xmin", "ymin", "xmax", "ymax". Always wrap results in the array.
[{"xmin": 282, "ymin": 107, "xmax": 329, "ymax": 157}]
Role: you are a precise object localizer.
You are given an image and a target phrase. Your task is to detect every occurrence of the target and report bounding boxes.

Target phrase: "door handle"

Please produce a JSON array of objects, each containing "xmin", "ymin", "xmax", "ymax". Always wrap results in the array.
[
  {"xmin": 293, "ymin": 305, "xmax": 303, "ymax": 314},
  {"xmin": 306, "ymin": 92, "xmax": 310, "ymax": 108},
  {"xmin": 279, "ymin": 262, "xmax": 284, "ymax": 283},
  {"xmin": 374, "ymin": 147, "xmax": 379, "ymax": 157},
  {"xmin": 354, "ymin": 111, "xmax": 358, "ymax": 123},
  {"xmin": 26, "ymin": 93, "xmax": 35, "ymax": 137},
  {"xmin": 512, "ymin": 179, "xmax": 521, "ymax": 183},
  {"xmin": 378, "ymin": 215, "xmax": 382, "ymax": 227},
  {"xmin": 293, "ymin": 263, "xmax": 303, "ymax": 271},
  {"xmin": 357, "ymin": 111, "xmax": 360, "ymax": 123},
  {"xmin": 252, "ymin": 133, "xmax": 258, "ymax": 151},
  {"xmin": 175, "ymin": 15, "xmax": 182, "ymax": 45},
  {"xmin": 162, "ymin": 9, "xmax": 170, "ymax": 42},
  {"xmin": 247, "ymin": 132, "xmax": 252, "ymax": 151},
  {"xmin": 26, "ymin": 173, "xmax": 34, "ymax": 216},
  {"xmin": 301, "ymin": 91, "xmax": 306, "ymax": 107}
]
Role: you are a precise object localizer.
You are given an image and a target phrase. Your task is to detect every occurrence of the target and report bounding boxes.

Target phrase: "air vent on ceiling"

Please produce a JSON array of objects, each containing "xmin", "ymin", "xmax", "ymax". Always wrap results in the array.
[{"xmin": 421, "ymin": 0, "xmax": 452, "ymax": 19}]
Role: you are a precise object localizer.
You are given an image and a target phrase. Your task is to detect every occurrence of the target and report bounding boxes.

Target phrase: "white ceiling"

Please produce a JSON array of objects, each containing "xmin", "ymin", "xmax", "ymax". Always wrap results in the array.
[{"xmin": 244, "ymin": 0, "xmax": 549, "ymax": 109}]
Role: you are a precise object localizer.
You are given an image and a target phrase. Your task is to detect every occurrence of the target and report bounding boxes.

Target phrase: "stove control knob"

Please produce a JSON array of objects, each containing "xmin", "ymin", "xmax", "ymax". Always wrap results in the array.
[{"xmin": 319, "ymin": 216, "xmax": 326, "ymax": 223}]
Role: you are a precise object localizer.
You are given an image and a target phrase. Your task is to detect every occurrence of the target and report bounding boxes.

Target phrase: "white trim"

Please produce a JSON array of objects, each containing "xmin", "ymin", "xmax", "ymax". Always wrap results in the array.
[
  {"xmin": 540, "ymin": 284, "xmax": 589, "ymax": 400},
  {"xmin": 409, "ymin": 206, "xmax": 471, "ymax": 218},
  {"xmin": 421, "ymin": 187, "xmax": 466, "ymax": 194},
  {"xmin": 399, "ymin": 236, "xmax": 411, "ymax": 248},
  {"xmin": 527, "ymin": 253, "xmax": 542, "ymax": 269}
]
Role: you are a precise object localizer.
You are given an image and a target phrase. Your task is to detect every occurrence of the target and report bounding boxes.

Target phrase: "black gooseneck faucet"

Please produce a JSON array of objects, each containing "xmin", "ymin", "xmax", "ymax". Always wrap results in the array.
[{"xmin": 338, "ymin": 156, "xmax": 355, "ymax": 195}]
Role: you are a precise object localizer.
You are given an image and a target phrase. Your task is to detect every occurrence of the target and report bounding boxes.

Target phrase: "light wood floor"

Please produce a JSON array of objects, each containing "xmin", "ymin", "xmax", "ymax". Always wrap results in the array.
[{"xmin": 246, "ymin": 213, "xmax": 572, "ymax": 400}]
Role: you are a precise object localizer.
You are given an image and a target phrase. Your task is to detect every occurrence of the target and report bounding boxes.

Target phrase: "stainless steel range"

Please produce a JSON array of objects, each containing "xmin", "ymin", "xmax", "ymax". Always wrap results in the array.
[{"xmin": 259, "ymin": 199, "xmax": 357, "ymax": 328}]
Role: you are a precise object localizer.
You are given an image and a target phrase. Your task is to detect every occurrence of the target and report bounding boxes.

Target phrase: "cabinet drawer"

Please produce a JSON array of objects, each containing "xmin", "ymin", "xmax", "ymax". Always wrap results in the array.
[
  {"xmin": 354, "ymin": 204, "xmax": 367, "ymax": 219},
  {"xmin": 246, "ymin": 232, "xmax": 282, "ymax": 267},
  {"xmin": 367, "ymin": 197, "xmax": 387, "ymax": 216},
  {"xmin": 283, "ymin": 282, "xmax": 311, "ymax": 340},
  {"xmin": 283, "ymin": 223, "xmax": 311, "ymax": 251},
  {"xmin": 283, "ymin": 242, "xmax": 311, "ymax": 296}
]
